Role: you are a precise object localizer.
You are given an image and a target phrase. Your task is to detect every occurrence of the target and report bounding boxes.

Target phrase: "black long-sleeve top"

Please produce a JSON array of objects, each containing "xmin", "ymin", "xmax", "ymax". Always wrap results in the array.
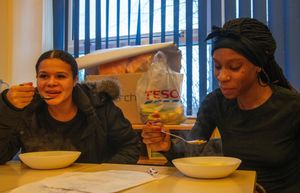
[{"xmin": 168, "ymin": 85, "xmax": 300, "ymax": 193}]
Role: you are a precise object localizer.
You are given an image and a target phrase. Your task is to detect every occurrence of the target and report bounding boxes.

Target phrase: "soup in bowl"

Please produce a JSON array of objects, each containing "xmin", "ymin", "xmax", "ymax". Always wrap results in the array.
[
  {"xmin": 19, "ymin": 151, "xmax": 81, "ymax": 170},
  {"xmin": 172, "ymin": 156, "xmax": 241, "ymax": 178}
]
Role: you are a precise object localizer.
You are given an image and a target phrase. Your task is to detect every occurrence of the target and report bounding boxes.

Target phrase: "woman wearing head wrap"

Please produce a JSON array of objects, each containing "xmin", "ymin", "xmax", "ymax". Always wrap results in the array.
[
  {"xmin": 142, "ymin": 18, "xmax": 300, "ymax": 193},
  {"xmin": 0, "ymin": 50, "xmax": 141, "ymax": 164}
]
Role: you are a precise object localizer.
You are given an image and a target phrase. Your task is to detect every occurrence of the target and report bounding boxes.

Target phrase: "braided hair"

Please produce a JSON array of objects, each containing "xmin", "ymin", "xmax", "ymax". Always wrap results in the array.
[
  {"xmin": 206, "ymin": 17, "xmax": 295, "ymax": 91},
  {"xmin": 35, "ymin": 50, "xmax": 78, "ymax": 79}
]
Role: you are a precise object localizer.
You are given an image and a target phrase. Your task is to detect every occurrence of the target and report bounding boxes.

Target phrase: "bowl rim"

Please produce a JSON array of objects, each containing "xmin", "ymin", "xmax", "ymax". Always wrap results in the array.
[
  {"xmin": 18, "ymin": 151, "xmax": 81, "ymax": 170},
  {"xmin": 171, "ymin": 156, "xmax": 242, "ymax": 179},
  {"xmin": 19, "ymin": 150, "xmax": 81, "ymax": 157},
  {"xmin": 172, "ymin": 156, "xmax": 242, "ymax": 167}
]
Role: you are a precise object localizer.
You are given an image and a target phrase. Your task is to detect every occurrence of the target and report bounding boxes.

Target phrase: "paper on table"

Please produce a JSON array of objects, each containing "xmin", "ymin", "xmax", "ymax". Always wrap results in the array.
[{"xmin": 10, "ymin": 170, "xmax": 165, "ymax": 193}]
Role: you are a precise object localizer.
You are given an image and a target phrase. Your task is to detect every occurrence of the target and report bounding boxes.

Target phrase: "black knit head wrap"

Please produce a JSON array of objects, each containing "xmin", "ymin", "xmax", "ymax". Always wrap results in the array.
[{"xmin": 206, "ymin": 17, "xmax": 295, "ymax": 91}]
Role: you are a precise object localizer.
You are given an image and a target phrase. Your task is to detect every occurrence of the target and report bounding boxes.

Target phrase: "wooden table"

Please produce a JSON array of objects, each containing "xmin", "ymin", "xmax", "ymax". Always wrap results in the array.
[
  {"xmin": 132, "ymin": 124, "xmax": 194, "ymax": 131},
  {"xmin": 132, "ymin": 124, "xmax": 221, "ymax": 138},
  {"xmin": 133, "ymin": 124, "xmax": 195, "ymax": 165},
  {"xmin": 0, "ymin": 161, "xmax": 256, "ymax": 193},
  {"xmin": 133, "ymin": 124, "xmax": 221, "ymax": 165}
]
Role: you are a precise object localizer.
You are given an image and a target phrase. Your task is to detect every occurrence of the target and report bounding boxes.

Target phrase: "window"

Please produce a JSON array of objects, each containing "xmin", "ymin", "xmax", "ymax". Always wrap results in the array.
[
  {"xmin": 61, "ymin": 0, "xmax": 213, "ymax": 116},
  {"xmin": 53, "ymin": 0, "xmax": 300, "ymax": 115}
]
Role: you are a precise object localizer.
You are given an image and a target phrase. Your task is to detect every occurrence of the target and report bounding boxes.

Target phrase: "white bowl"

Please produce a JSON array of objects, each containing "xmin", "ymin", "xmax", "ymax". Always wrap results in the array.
[
  {"xmin": 19, "ymin": 151, "xmax": 81, "ymax": 170},
  {"xmin": 172, "ymin": 156, "xmax": 241, "ymax": 179}
]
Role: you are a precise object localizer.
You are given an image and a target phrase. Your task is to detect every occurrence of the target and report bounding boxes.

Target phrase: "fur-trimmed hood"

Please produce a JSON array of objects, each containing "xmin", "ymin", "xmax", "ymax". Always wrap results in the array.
[{"xmin": 83, "ymin": 78, "xmax": 121, "ymax": 100}]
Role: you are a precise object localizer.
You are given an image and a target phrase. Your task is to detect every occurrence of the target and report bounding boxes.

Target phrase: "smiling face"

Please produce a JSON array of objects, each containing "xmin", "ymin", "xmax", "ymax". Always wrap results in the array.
[
  {"xmin": 36, "ymin": 58, "xmax": 78, "ymax": 107},
  {"xmin": 213, "ymin": 48, "xmax": 261, "ymax": 99}
]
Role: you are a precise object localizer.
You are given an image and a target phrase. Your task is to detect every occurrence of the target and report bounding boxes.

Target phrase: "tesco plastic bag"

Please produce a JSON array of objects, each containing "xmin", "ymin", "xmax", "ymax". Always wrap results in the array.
[{"xmin": 136, "ymin": 51, "xmax": 186, "ymax": 124}]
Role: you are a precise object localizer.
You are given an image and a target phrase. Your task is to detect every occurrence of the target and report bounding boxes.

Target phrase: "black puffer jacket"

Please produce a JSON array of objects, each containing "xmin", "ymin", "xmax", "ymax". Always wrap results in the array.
[{"xmin": 0, "ymin": 79, "xmax": 141, "ymax": 164}]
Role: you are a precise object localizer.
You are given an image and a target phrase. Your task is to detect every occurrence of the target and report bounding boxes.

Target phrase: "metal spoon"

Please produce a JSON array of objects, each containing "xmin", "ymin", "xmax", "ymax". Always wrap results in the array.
[
  {"xmin": 161, "ymin": 130, "xmax": 207, "ymax": 145},
  {"xmin": 19, "ymin": 84, "xmax": 53, "ymax": 100},
  {"xmin": 35, "ymin": 90, "xmax": 53, "ymax": 100}
]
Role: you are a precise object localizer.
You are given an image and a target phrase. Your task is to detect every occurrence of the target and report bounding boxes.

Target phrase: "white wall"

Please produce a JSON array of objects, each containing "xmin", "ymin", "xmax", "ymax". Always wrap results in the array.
[
  {"xmin": 11, "ymin": 0, "xmax": 43, "ymax": 85},
  {"xmin": 0, "ymin": 0, "xmax": 49, "ymax": 86},
  {"xmin": 0, "ymin": 0, "xmax": 11, "ymax": 84}
]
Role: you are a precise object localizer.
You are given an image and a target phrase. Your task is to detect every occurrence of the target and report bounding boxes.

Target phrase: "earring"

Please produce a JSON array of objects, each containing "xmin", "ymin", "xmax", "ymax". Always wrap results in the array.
[
  {"xmin": 257, "ymin": 67, "xmax": 262, "ymax": 73},
  {"xmin": 257, "ymin": 68, "xmax": 270, "ymax": 86}
]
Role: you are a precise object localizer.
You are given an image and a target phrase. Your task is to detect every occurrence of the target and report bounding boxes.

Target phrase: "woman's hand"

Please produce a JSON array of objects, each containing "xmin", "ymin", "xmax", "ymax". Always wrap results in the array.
[
  {"xmin": 141, "ymin": 113, "xmax": 171, "ymax": 152},
  {"xmin": 6, "ymin": 82, "xmax": 35, "ymax": 109},
  {"xmin": 142, "ymin": 121, "xmax": 171, "ymax": 152}
]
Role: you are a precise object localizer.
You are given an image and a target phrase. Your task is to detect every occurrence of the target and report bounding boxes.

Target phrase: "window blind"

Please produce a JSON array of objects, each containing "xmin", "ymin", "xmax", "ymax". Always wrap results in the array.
[{"xmin": 53, "ymin": 0, "xmax": 300, "ymax": 115}]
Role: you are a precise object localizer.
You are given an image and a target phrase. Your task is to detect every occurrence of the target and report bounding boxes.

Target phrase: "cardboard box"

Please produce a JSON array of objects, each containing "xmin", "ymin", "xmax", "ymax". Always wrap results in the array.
[
  {"xmin": 87, "ymin": 73, "xmax": 143, "ymax": 124},
  {"xmin": 76, "ymin": 42, "xmax": 181, "ymax": 73}
]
